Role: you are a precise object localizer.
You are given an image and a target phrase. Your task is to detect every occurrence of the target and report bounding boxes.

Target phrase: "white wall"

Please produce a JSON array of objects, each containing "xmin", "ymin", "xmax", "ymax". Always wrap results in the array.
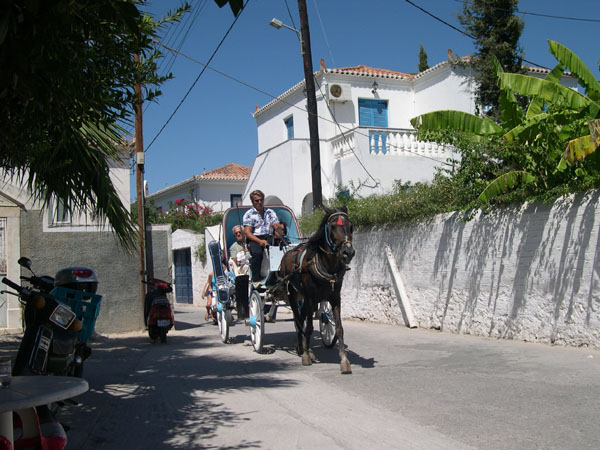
[
  {"xmin": 413, "ymin": 65, "xmax": 476, "ymax": 118},
  {"xmin": 0, "ymin": 201, "xmax": 22, "ymax": 332},
  {"xmin": 243, "ymin": 140, "xmax": 314, "ymax": 208},
  {"xmin": 336, "ymin": 131, "xmax": 449, "ymax": 194},
  {"xmin": 149, "ymin": 179, "xmax": 246, "ymax": 213},
  {"xmin": 171, "ymin": 229, "xmax": 211, "ymax": 307},
  {"xmin": 342, "ymin": 192, "xmax": 600, "ymax": 348},
  {"xmin": 256, "ymin": 90, "xmax": 310, "ymax": 152}
]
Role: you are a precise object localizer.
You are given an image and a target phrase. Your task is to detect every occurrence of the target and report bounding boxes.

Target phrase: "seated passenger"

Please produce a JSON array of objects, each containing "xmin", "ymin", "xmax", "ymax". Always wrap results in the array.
[
  {"xmin": 229, "ymin": 225, "xmax": 250, "ymax": 277},
  {"xmin": 243, "ymin": 189, "xmax": 284, "ymax": 283},
  {"xmin": 229, "ymin": 225, "xmax": 250, "ymax": 319}
]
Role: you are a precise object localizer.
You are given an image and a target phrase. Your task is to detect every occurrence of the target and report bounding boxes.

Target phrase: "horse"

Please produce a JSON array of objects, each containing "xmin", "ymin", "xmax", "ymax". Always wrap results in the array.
[{"xmin": 278, "ymin": 206, "xmax": 355, "ymax": 374}]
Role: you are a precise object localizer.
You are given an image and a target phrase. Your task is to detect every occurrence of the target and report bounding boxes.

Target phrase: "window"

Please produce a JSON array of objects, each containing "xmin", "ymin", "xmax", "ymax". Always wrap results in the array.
[
  {"xmin": 284, "ymin": 116, "xmax": 294, "ymax": 139},
  {"xmin": 230, "ymin": 194, "xmax": 242, "ymax": 207},
  {"xmin": 358, "ymin": 99, "xmax": 389, "ymax": 154},
  {"xmin": 53, "ymin": 198, "xmax": 71, "ymax": 225},
  {"xmin": 358, "ymin": 99, "xmax": 388, "ymax": 127}
]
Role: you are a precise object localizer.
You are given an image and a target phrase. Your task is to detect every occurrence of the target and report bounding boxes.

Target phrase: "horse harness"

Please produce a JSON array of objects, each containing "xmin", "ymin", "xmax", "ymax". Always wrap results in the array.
[
  {"xmin": 324, "ymin": 211, "xmax": 352, "ymax": 254},
  {"xmin": 281, "ymin": 212, "xmax": 352, "ymax": 293}
]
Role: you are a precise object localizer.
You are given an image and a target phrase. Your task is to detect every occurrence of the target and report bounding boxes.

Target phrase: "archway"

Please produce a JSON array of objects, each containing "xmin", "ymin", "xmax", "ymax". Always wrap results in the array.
[
  {"xmin": 301, "ymin": 193, "xmax": 313, "ymax": 216},
  {"xmin": 265, "ymin": 195, "xmax": 283, "ymax": 206}
]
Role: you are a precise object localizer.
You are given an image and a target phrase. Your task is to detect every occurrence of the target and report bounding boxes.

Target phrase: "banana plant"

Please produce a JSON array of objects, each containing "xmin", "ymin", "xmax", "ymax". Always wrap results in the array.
[
  {"xmin": 410, "ymin": 41, "xmax": 600, "ymax": 203},
  {"xmin": 498, "ymin": 41, "xmax": 600, "ymax": 167}
]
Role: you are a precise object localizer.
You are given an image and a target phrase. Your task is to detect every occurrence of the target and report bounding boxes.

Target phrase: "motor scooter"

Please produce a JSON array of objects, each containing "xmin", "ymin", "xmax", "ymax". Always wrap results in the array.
[
  {"xmin": 14, "ymin": 258, "xmax": 100, "ymax": 378},
  {"xmin": 2, "ymin": 267, "xmax": 78, "ymax": 449},
  {"xmin": 143, "ymin": 278, "xmax": 174, "ymax": 343}
]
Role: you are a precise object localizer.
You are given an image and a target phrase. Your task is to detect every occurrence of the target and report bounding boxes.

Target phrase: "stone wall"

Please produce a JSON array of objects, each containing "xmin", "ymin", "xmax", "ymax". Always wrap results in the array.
[
  {"xmin": 20, "ymin": 212, "xmax": 171, "ymax": 334},
  {"xmin": 342, "ymin": 191, "xmax": 600, "ymax": 348}
]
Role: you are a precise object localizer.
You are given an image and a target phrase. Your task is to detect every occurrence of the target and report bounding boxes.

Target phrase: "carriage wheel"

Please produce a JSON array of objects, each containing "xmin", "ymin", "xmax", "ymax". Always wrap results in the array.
[
  {"xmin": 319, "ymin": 301, "xmax": 338, "ymax": 348},
  {"xmin": 249, "ymin": 290, "xmax": 265, "ymax": 353},
  {"xmin": 217, "ymin": 304, "xmax": 230, "ymax": 343}
]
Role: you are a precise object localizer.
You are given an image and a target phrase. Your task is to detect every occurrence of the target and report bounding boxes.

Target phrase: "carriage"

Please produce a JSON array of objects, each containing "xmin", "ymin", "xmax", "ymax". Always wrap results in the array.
[{"xmin": 207, "ymin": 204, "xmax": 355, "ymax": 373}]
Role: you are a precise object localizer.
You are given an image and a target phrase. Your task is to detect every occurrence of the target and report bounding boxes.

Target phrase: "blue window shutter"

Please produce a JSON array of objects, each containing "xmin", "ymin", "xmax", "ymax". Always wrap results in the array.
[
  {"xmin": 285, "ymin": 116, "xmax": 294, "ymax": 139},
  {"xmin": 359, "ymin": 99, "xmax": 372, "ymax": 126},
  {"xmin": 359, "ymin": 99, "xmax": 388, "ymax": 127}
]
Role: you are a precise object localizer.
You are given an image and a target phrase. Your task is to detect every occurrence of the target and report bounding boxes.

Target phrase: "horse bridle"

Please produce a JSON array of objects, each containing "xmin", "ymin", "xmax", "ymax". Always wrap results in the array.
[{"xmin": 324, "ymin": 211, "xmax": 353, "ymax": 254}]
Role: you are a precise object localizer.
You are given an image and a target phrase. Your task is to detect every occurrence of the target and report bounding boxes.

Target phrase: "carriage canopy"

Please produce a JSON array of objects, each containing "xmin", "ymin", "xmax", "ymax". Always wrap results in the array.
[{"xmin": 213, "ymin": 205, "xmax": 302, "ymax": 260}]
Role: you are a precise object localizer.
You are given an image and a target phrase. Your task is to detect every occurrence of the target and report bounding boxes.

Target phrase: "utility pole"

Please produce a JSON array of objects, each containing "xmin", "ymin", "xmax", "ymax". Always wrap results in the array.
[
  {"xmin": 134, "ymin": 53, "xmax": 147, "ymax": 318},
  {"xmin": 297, "ymin": 0, "xmax": 323, "ymax": 209}
]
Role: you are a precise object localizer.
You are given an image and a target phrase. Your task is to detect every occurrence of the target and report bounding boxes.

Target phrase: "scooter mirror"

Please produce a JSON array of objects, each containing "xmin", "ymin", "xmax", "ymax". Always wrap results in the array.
[{"xmin": 18, "ymin": 257, "xmax": 32, "ymax": 269}]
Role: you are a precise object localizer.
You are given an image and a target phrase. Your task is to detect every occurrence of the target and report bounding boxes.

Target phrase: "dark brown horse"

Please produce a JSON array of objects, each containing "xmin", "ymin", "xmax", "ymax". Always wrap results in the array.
[{"xmin": 277, "ymin": 206, "xmax": 355, "ymax": 374}]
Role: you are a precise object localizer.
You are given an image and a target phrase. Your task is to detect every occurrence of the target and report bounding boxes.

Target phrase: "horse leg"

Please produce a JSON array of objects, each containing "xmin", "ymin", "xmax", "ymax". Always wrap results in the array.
[
  {"xmin": 302, "ymin": 301, "xmax": 316, "ymax": 364},
  {"xmin": 299, "ymin": 304, "xmax": 313, "ymax": 366},
  {"xmin": 289, "ymin": 293, "xmax": 304, "ymax": 357},
  {"xmin": 332, "ymin": 300, "xmax": 352, "ymax": 374}
]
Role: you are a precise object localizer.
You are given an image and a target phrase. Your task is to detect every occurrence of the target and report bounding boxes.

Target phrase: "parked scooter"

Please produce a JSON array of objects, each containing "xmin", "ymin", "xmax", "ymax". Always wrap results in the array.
[
  {"xmin": 143, "ymin": 278, "xmax": 174, "ymax": 343},
  {"xmin": 9, "ymin": 258, "xmax": 100, "ymax": 378},
  {"xmin": 1, "ymin": 258, "xmax": 101, "ymax": 450}
]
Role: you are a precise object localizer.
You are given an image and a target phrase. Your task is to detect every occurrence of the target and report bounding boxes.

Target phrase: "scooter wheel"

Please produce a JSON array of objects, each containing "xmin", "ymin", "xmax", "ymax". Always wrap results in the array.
[
  {"xmin": 160, "ymin": 329, "xmax": 167, "ymax": 343},
  {"xmin": 73, "ymin": 364, "xmax": 84, "ymax": 378},
  {"xmin": 149, "ymin": 326, "xmax": 159, "ymax": 342}
]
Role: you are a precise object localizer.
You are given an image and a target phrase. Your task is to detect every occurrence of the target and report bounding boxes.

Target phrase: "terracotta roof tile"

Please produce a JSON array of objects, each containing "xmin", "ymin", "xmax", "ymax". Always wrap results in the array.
[
  {"xmin": 198, "ymin": 163, "xmax": 250, "ymax": 180},
  {"xmin": 330, "ymin": 65, "xmax": 414, "ymax": 80}
]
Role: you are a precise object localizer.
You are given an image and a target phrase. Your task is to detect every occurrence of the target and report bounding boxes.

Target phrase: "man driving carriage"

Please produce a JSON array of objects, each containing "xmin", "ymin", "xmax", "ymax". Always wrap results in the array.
[{"xmin": 243, "ymin": 189, "xmax": 285, "ymax": 284}]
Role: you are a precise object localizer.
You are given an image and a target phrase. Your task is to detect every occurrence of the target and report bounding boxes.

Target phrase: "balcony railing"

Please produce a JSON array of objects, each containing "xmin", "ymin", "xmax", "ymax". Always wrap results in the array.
[{"xmin": 330, "ymin": 127, "xmax": 451, "ymax": 159}]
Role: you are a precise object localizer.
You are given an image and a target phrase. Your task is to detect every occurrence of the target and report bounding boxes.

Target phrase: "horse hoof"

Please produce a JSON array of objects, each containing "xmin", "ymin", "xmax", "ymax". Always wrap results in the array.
[
  {"xmin": 340, "ymin": 362, "xmax": 352, "ymax": 374},
  {"xmin": 302, "ymin": 353, "xmax": 312, "ymax": 366},
  {"xmin": 309, "ymin": 349, "xmax": 316, "ymax": 362}
]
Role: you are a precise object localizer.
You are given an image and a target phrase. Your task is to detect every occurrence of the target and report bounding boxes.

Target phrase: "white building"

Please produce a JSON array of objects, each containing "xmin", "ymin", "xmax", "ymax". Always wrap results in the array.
[
  {"xmin": 245, "ymin": 58, "xmax": 577, "ymax": 216},
  {"xmin": 145, "ymin": 163, "xmax": 250, "ymax": 305},
  {"xmin": 147, "ymin": 162, "xmax": 250, "ymax": 213}
]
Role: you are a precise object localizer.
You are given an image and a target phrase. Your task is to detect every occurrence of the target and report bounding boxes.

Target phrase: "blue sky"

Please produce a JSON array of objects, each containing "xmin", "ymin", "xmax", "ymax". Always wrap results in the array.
[{"xmin": 134, "ymin": 0, "xmax": 600, "ymax": 199}]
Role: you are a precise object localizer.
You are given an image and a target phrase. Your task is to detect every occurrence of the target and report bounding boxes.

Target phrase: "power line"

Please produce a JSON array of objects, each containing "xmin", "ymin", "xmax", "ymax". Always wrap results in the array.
[
  {"xmin": 452, "ymin": 0, "xmax": 600, "ymax": 23},
  {"xmin": 158, "ymin": 0, "xmax": 208, "ymax": 80},
  {"xmin": 305, "ymin": 2, "xmax": 377, "ymax": 185},
  {"xmin": 312, "ymin": 0, "xmax": 336, "ymax": 68},
  {"xmin": 404, "ymin": 0, "xmax": 548, "ymax": 69},
  {"xmin": 283, "ymin": 0, "xmax": 298, "ymax": 31},
  {"xmin": 123, "ymin": 1, "xmax": 209, "ymax": 136},
  {"xmin": 156, "ymin": 42, "xmax": 452, "ymax": 170},
  {"xmin": 314, "ymin": 77, "xmax": 381, "ymax": 187},
  {"xmin": 145, "ymin": 0, "xmax": 251, "ymax": 153}
]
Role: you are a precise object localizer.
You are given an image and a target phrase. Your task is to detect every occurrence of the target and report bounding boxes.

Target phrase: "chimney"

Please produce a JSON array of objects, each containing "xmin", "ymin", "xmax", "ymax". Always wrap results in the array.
[
  {"xmin": 448, "ymin": 49, "xmax": 454, "ymax": 60},
  {"xmin": 320, "ymin": 58, "xmax": 326, "ymax": 70}
]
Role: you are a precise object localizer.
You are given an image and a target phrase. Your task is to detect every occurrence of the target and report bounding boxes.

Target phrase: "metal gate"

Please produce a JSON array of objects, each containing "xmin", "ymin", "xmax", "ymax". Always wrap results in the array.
[{"xmin": 173, "ymin": 248, "xmax": 193, "ymax": 304}]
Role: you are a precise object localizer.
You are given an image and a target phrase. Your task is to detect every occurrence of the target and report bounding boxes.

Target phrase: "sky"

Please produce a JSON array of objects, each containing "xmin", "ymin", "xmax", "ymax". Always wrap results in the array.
[{"xmin": 133, "ymin": 0, "xmax": 600, "ymax": 200}]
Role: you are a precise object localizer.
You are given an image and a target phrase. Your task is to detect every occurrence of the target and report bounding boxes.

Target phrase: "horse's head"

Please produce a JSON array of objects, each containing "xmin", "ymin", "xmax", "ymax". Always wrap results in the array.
[{"xmin": 324, "ymin": 206, "xmax": 355, "ymax": 265}]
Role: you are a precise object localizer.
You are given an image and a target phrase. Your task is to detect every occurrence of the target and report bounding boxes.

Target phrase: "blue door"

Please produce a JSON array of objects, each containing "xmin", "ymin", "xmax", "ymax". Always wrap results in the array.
[
  {"xmin": 173, "ymin": 248, "xmax": 193, "ymax": 304},
  {"xmin": 359, "ymin": 99, "xmax": 388, "ymax": 154}
]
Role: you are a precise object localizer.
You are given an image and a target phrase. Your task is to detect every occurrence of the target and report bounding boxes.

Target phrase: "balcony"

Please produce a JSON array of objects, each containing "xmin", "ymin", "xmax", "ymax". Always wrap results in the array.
[{"xmin": 330, "ymin": 127, "xmax": 451, "ymax": 160}]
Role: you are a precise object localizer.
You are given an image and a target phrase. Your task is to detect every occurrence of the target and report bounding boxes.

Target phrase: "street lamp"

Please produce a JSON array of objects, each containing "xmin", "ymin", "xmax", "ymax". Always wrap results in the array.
[
  {"xmin": 269, "ymin": 18, "xmax": 303, "ymax": 55},
  {"xmin": 268, "ymin": 9, "xmax": 322, "ymax": 210},
  {"xmin": 371, "ymin": 80, "xmax": 379, "ymax": 94}
]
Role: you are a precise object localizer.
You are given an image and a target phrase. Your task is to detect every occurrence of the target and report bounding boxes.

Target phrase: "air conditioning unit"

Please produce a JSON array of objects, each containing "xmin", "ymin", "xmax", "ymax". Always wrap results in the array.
[{"xmin": 327, "ymin": 83, "xmax": 352, "ymax": 103}]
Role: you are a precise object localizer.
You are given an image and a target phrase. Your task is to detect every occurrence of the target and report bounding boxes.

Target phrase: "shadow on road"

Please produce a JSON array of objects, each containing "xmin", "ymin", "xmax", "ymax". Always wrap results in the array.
[{"xmin": 260, "ymin": 330, "xmax": 377, "ymax": 370}]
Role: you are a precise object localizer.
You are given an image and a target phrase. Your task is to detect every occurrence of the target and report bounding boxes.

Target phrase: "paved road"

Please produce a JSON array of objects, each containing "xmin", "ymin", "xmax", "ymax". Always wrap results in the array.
[{"xmin": 3, "ymin": 304, "xmax": 599, "ymax": 449}]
